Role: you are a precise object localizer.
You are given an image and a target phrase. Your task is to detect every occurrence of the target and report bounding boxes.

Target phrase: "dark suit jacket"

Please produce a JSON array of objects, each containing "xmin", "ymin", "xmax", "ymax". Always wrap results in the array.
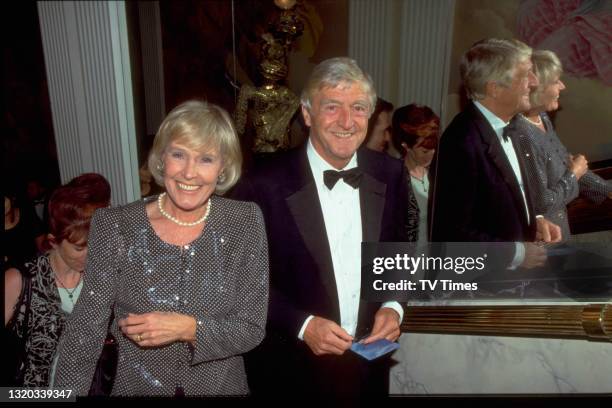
[
  {"xmin": 232, "ymin": 144, "xmax": 412, "ymax": 397},
  {"xmin": 430, "ymin": 102, "xmax": 536, "ymax": 266}
]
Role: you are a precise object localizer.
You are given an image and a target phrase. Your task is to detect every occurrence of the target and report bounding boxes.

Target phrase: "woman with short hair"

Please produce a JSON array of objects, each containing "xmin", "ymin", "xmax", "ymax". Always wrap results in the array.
[
  {"xmin": 514, "ymin": 50, "xmax": 612, "ymax": 240},
  {"xmin": 392, "ymin": 104, "xmax": 440, "ymax": 245},
  {"xmin": 54, "ymin": 100, "xmax": 269, "ymax": 396}
]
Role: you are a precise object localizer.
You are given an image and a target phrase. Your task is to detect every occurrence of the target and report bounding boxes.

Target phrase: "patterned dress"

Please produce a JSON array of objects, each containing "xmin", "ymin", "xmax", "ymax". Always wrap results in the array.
[
  {"xmin": 513, "ymin": 113, "xmax": 612, "ymax": 239},
  {"xmin": 7, "ymin": 254, "xmax": 67, "ymax": 387},
  {"xmin": 404, "ymin": 171, "xmax": 421, "ymax": 243}
]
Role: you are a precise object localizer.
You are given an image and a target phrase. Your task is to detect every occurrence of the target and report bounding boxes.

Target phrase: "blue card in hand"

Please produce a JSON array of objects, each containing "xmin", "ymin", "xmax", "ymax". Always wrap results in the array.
[{"xmin": 350, "ymin": 339, "xmax": 400, "ymax": 361}]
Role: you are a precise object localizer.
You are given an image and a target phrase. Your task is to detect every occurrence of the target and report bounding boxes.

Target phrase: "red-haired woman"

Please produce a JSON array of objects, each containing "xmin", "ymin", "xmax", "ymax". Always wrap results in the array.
[
  {"xmin": 4, "ymin": 173, "xmax": 110, "ymax": 387},
  {"xmin": 392, "ymin": 104, "xmax": 440, "ymax": 246}
]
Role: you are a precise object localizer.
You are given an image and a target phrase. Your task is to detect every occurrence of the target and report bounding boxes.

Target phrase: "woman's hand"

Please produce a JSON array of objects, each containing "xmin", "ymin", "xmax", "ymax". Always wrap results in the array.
[
  {"xmin": 569, "ymin": 154, "xmax": 588, "ymax": 180},
  {"xmin": 118, "ymin": 311, "xmax": 196, "ymax": 347}
]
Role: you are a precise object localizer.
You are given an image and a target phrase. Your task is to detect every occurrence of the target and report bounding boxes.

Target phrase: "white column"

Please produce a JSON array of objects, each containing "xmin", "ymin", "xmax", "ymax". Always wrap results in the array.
[
  {"xmin": 348, "ymin": 0, "xmax": 455, "ymax": 123},
  {"xmin": 38, "ymin": 1, "xmax": 140, "ymax": 205},
  {"xmin": 138, "ymin": 1, "xmax": 165, "ymax": 136},
  {"xmin": 348, "ymin": 0, "xmax": 398, "ymax": 102},
  {"xmin": 398, "ymin": 0, "xmax": 455, "ymax": 121}
]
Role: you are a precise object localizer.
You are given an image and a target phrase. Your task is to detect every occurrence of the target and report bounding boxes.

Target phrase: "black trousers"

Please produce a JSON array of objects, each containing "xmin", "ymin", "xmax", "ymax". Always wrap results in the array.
[{"xmin": 245, "ymin": 338, "xmax": 391, "ymax": 401}]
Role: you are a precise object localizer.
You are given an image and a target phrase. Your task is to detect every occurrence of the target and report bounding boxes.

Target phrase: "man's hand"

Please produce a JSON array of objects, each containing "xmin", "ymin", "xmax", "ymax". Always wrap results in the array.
[
  {"xmin": 303, "ymin": 316, "xmax": 353, "ymax": 356},
  {"xmin": 535, "ymin": 217, "xmax": 562, "ymax": 243},
  {"xmin": 118, "ymin": 311, "xmax": 196, "ymax": 347},
  {"xmin": 361, "ymin": 307, "xmax": 401, "ymax": 345},
  {"xmin": 520, "ymin": 242, "xmax": 547, "ymax": 269}
]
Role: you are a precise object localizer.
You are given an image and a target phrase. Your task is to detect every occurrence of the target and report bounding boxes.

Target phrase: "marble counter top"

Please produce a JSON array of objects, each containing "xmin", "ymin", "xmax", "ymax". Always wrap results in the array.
[{"xmin": 390, "ymin": 332, "xmax": 612, "ymax": 394}]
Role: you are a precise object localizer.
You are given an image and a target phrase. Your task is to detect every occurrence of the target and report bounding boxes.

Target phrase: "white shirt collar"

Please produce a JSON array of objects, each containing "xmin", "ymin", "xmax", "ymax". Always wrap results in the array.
[
  {"xmin": 473, "ymin": 100, "xmax": 510, "ymax": 135},
  {"xmin": 306, "ymin": 137, "xmax": 358, "ymax": 182}
]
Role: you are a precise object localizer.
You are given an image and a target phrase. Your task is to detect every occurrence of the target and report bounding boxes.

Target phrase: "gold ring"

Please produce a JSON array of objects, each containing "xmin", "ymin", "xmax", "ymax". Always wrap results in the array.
[{"xmin": 136, "ymin": 334, "xmax": 142, "ymax": 342}]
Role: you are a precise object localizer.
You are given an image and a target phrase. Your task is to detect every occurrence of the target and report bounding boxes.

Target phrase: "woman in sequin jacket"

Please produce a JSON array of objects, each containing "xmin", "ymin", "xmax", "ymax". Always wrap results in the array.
[
  {"xmin": 513, "ymin": 50, "xmax": 612, "ymax": 240},
  {"xmin": 54, "ymin": 100, "xmax": 269, "ymax": 396}
]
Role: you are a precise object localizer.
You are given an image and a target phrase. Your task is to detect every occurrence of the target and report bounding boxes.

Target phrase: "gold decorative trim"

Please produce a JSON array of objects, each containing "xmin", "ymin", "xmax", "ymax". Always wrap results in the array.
[{"xmin": 400, "ymin": 304, "xmax": 612, "ymax": 342}]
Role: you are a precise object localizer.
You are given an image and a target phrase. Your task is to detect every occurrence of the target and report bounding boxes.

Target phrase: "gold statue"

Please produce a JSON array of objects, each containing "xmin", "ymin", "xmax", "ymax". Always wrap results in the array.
[
  {"xmin": 234, "ymin": 2, "xmax": 304, "ymax": 153},
  {"xmin": 234, "ymin": 34, "xmax": 299, "ymax": 153}
]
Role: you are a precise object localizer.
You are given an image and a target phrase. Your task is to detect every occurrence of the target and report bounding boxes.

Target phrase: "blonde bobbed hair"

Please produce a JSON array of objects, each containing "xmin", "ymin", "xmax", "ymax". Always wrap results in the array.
[{"xmin": 147, "ymin": 100, "xmax": 242, "ymax": 195}]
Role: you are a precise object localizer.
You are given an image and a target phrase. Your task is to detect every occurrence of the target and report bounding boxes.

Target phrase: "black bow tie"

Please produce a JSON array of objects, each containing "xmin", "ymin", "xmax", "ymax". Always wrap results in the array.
[
  {"xmin": 502, "ymin": 123, "xmax": 515, "ymax": 142},
  {"xmin": 323, "ymin": 168, "xmax": 363, "ymax": 190}
]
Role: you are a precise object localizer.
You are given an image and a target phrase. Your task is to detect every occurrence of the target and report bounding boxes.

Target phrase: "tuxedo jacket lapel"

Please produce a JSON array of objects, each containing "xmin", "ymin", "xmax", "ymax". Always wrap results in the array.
[
  {"xmin": 284, "ymin": 147, "xmax": 388, "ymax": 329},
  {"xmin": 356, "ymin": 149, "xmax": 387, "ymax": 335},
  {"xmin": 285, "ymin": 149, "xmax": 339, "ymax": 315},
  {"xmin": 509, "ymin": 130, "xmax": 536, "ymax": 231},
  {"xmin": 358, "ymin": 152, "xmax": 386, "ymax": 243},
  {"xmin": 470, "ymin": 104, "xmax": 530, "ymax": 224}
]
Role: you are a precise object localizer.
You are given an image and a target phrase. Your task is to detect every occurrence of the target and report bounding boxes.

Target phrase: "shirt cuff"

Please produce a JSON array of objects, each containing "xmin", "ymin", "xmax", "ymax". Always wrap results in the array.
[
  {"xmin": 381, "ymin": 301, "xmax": 404, "ymax": 325},
  {"xmin": 298, "ymin": 315, "xmax": 315, "ymax": 341},
  {"xmin": 508, "ymin": 242, "xmax": 525, "ymax": 270}
]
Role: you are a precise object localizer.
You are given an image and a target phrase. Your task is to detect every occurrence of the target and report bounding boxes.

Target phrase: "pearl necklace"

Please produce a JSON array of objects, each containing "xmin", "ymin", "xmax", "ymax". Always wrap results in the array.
[
  {"xmin": 521, "ymin": 114, "xmax": 542, "ymax": 126},
  {"xmin": 157, "ymin": 192, "xmax": 211, "ymax": 227}
]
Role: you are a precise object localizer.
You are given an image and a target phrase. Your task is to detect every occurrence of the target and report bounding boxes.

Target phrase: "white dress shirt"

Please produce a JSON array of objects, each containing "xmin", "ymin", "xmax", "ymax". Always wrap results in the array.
[
  {"xmin": 474, "ymin": 101, "xmax": 529, "ymax": 268},
  {"xmin": 297, "ymin": 139, "xmax": 403, "ymax": 339}
]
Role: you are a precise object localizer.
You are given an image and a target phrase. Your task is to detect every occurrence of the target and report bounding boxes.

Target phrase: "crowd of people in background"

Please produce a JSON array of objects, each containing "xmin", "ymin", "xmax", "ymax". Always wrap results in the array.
[{"xmin": 4, "ymin": 37, "xmax": 612, "ymax": 398}]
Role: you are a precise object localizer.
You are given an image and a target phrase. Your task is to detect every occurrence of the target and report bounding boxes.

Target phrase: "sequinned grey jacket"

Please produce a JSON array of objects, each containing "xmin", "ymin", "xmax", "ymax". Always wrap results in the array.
[
  {"xmin": 513, "ymin": 113, "xmax": 611, "ymax": 239},
  {"xmin": 54, "ymin": 196, "xmax": 269, "ymax": 396}
]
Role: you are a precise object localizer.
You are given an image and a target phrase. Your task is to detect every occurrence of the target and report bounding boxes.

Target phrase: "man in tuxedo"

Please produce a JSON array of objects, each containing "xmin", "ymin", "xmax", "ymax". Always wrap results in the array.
[
  {"xmin": 430, "ymin": 38, "xmax": 560, "ymax": 269},
  {"xmin": 233, "ymin": 57, "xmax": 414, "ymax": 398}
]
